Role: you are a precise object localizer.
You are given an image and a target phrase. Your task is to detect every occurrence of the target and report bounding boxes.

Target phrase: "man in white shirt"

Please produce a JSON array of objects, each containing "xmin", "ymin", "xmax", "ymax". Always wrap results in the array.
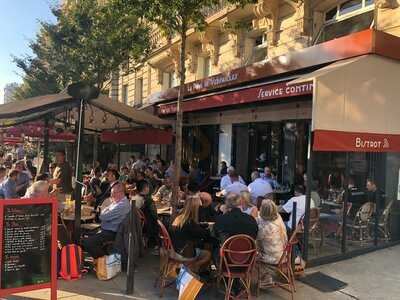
[
  {"xmin": 221, "ymin": 175, "xmax": 248, "ymax": 196},
  {"xmin": 280, "ymin": 185, "xmax": 315, "ymax": 230},
  {"xmin": 220, "ymin": 167, "xmax": 245, "ymax": 190},
  {"xmin": 247, "ymin": 171, "xmax": 273, "ymax": 204},
  {"xmin": 132, "ymin": 154, "xmax": 146, "ymax": 170}
]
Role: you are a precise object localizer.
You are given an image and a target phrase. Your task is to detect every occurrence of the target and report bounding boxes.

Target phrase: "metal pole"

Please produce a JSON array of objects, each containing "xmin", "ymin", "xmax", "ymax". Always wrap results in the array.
[
  {"xmin": 341, "ymin": 152, "xmax": 350, "ymax": 253},
  {"xmin": 93, "ymin": 133, "xmax": 98, "ymax": 167},
  {"xmin": 117, "ymin": 143, "xmax": 121, "ymax": 170},
  {"xmin": 126, "ymin": 200, "xmax": 136, "ymax": 294},
  {"xmin": 74, "ymin": 99, "xmax": 85, "ymax": 243},
  {"xmin": 40, "ymin": 116, "xmax": 50, "ymax": 174},
  {"xmin": 303, "ymin": 125, "xmax": 313, "ymax": 261}
]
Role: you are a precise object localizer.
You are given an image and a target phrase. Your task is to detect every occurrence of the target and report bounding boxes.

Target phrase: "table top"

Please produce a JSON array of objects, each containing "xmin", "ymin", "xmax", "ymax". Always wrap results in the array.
[
  {"xmin": 323, "ymin": 200, "xmax": 342, "ymax": 208},
  {"xmin": 61, "ymin": 205, "xmax": 96, "ymax": 221}
]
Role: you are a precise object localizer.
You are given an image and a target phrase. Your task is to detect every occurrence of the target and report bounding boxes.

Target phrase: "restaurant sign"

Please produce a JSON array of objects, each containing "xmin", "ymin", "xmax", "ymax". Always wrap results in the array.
[
  {"xmin": 158, "ymin": 81, "xmax": 313, "ymax": 115},
  {"xmin": 314, "ymin": 130, "xmax": 400, "ymax": 152}
]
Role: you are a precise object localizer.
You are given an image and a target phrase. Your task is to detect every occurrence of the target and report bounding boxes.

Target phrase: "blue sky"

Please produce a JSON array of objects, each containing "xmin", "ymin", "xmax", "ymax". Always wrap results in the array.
[{"xmin": 0, "ymin": 0, "xmax": 58, "ymax": 103}]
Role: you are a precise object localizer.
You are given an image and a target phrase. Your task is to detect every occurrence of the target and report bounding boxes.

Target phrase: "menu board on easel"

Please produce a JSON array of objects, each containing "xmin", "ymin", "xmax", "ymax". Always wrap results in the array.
[{"xmin": 0, "ymin": 198, "xmax": 57, "ymax": 300}]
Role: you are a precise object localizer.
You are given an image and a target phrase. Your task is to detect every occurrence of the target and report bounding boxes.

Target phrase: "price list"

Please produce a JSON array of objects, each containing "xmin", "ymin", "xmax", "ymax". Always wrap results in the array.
[{"xmin": 1, "ymin": 204, "xmax": 52, "ymax": 289}]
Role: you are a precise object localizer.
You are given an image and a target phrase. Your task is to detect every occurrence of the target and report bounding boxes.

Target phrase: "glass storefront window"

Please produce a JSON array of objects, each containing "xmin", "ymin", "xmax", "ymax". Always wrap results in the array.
[{"xmin": 306, "ymin": 150, "xmax": 400, "ymax": 261}]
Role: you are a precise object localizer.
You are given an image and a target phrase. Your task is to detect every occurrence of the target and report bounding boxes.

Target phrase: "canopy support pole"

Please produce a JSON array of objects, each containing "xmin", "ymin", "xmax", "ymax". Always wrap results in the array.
[
  {"xmin": 341, "ymin": 153, "xmax": 350, "ymax": 253},
  {"xmin": 41, "ymin": 116, "xmax": 50, "ymax": 174},
  {"xmin": 93, "ymin": 133, "xmax": 98, "ymax": 167},
  {"xmin": 74, "ymin": 99, "xmax": 85, "ymax": 242},
  {"xmin": 303, "ymin": 125, "xmax": 313, "ymax": 261}
]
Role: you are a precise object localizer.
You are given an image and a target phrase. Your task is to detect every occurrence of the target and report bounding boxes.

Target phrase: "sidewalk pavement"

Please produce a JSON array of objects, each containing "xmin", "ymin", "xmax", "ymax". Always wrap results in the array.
[{"xmin": 5, "ymin": 245, "xmax": 400, "ymax": 300}]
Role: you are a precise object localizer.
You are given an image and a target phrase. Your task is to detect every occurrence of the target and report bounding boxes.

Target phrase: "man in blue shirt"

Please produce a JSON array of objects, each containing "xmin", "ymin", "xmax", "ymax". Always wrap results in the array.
[
  {"xmin": 262, "ymin": 166, "xmax": 279, "ymax": 190},
  {"xmin": 82, "ymin": 183, "xmax": 131, "ymax": 259},
  {"xmin": 0, "ymin": 169, "xmax": 19, "ymax": 199}
]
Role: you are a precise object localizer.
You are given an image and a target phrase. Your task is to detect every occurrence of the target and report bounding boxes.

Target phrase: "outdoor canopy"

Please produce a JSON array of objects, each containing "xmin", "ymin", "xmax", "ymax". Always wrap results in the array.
[
  {"xmin": 0, "ymin": 92, "xmax": 172, "ymax": 131},
  {"xmin": 290, "ymin": 54, "xmax": 400, "ymax": 152}
]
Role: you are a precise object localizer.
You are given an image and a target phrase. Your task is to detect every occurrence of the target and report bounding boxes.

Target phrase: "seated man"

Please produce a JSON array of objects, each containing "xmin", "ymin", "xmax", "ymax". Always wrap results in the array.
[
  {"xmin": 220, "ymin": 167, "xmax": 245, "ymax": 190},
  {"xmin": 82, "ymin": 183, "xmax": 131, "ymax": 259},
  {"xmin": 0, "ymin": 169, "xmax": 19, "ymax": 199},
  {"xmin": 153, "ymin": 175, "xmax": 173, "ymax": 203},
  {"xmin": 220, "ymin": 172, "xmax": 248, "ymax": 197},
  {"xmin": 248, "ymin": 171, "xmax": 273, "ymax": 205},
  {"xmin": 279, "ymin": 185, "xmax": 315, "ymax": 231},
  {"xmin": 214, "ymin": 193, "xmax": 258, "ymax": 245}
]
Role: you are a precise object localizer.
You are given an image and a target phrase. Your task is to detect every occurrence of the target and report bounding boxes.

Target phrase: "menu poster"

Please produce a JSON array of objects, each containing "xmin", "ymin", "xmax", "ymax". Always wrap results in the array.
[{"xmin": 1, "ymin": 204, "xmax": 52, "ymax": 289}]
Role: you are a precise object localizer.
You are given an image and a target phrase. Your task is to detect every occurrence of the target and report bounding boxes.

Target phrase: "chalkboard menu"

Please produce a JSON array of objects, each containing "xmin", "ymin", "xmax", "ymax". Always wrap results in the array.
[{"xmin": 1, "ymin": 204, "xmax": 52, "ymax": 289}]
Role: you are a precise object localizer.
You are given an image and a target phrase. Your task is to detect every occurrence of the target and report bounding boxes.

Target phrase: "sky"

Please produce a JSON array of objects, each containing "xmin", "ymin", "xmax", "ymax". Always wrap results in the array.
[{"xmin": 0, "ymin": 0, "xmax": 58, "ymax": 103}]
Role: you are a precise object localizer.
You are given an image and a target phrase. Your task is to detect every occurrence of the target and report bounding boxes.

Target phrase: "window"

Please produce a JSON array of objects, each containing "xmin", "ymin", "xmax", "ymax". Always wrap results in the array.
[
  {"xmin": 134, "ymin": 78, "xmax": 143, "ymax": 106},
  {"xmin": 122, "ymin": 84, "xmax": 128, "ymax": 104},
  {"xmin": 162, "ymin": 71, "xmax": 178, "ymax": 90},
  {"xmin": 252, "ymin": 33, "xmax": 268, "ymax": 63},
  {"xmin": 316, "ymin": 0, "xmax": 374, "ymax": 44},
  {"xmin": 203, "ymin": 56, "xmax": 212, "ymax": 78},
  {"xmin": 339, "ymin": 0, "xmax": 362, "ymax": 16}
]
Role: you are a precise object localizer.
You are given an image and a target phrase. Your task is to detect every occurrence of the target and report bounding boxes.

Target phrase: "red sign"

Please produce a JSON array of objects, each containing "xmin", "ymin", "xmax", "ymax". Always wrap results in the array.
[
  {"xmin": 0, "ymin": 197, "xmax": 57, "ymax": 300},
  {"xmin": 101, "ymin": 128, "xmax": 173, "ymax": 145},
  {"xmin": 314, "ymin": 130, "xmax": 400, "ymax": 152},
  {"xmin": 158, "ymin": 81, "xmax": 313, "ymax": 115}
]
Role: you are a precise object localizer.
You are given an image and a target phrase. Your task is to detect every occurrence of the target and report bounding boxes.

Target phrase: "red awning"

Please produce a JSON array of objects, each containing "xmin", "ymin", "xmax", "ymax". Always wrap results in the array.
[
  {"xmin": 100, "ymin": 128, "xmax": 173, "ymax": 145},
  {"xmin": 158, "ymin": 81, "xmax": 313, "ymax": 115}
]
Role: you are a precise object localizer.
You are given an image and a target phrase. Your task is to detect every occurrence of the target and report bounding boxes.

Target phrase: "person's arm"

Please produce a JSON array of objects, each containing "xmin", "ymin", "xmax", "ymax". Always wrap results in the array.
[
  {"xmin": 280, "ymin": 198, "xmax": 293, "ymax": 213},
  {"xmin": 251, "ymin": 206, "xmax": 259, "ymax": 219}
]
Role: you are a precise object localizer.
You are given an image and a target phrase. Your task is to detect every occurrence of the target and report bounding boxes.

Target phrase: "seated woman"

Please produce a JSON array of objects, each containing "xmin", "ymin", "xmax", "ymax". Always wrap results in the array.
[
  {"xmin": 240, "ymin": 191, "xmax": 258, "ymax": 219},
  {"xmin": 171, "ymin": 195, "xmax": 212, "ymax": 273},
  {"xmin": 256, "ymin": 199, "xmax": 287, "ymax": 288}
]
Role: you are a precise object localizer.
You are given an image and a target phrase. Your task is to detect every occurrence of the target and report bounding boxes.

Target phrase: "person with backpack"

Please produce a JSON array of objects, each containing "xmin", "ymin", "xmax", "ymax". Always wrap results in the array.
[{"xmin": 82, "ymin": 183, "xmax": 131, "ymax": 259}]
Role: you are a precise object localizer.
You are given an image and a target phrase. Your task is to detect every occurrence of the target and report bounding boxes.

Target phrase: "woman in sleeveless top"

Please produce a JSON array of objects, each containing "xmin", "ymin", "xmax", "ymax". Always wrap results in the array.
[{"xmin": 240, "ymin": 191, "xmax": 258, "ymax": 219}]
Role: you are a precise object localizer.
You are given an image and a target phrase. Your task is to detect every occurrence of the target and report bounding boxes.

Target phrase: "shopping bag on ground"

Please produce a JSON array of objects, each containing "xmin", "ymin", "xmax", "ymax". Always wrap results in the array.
[
  {"xmin": 176, "ymin": 266, "xmax": 203, "ymax": 300},
  {"xmin": 96, "ymin": 254, "xmax": 121, "ymax": 280},
  {"xmin": 59, "ymin": 244, "xmax": 86, "ymax": 280}
]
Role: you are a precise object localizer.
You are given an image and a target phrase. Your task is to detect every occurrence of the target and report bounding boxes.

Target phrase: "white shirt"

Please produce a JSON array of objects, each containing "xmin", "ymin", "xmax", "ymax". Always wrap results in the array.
[
  {"xmin": 220, "ymin": 175, "xmax": 245, "ymax": 190},
  {"xmin": 132, "ymin": 159, "xmax": 146, "ymax": 170},
  {"xmin": 247, "ymin": 178, "xmax": 273, "ymax": 204},
  {"xmin": 282, "ymin": 195, "xmax": 315, "ymax": 229},
  {"xmin": 222, "ymin": 181, "xmax": 248, "ymax": 196}
]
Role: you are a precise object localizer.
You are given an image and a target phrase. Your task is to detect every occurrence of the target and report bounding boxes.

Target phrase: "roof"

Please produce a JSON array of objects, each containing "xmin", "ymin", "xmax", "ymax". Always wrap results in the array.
[{"xmin": 0, "ymin": 92, "xmax": 172, "ymax": 131}]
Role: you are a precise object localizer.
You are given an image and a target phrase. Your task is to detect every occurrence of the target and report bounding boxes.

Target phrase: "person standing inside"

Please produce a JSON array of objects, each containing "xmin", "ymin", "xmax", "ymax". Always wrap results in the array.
[{"xmin": 52, "ymin": 150, "xmax": 73, "ymax": 211}]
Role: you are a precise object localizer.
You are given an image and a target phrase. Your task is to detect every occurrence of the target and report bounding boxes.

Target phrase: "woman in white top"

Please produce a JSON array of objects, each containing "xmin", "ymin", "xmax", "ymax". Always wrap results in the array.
[{"xmin": 240, "ymin": 191, "xmax": 258, "ymax": 219}]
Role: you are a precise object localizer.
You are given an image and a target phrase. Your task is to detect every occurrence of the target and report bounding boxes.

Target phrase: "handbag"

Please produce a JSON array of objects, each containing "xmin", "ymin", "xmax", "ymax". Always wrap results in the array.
[{"xmin": 96, "ymin": 253, "xmax": 122, "ymax": 280}]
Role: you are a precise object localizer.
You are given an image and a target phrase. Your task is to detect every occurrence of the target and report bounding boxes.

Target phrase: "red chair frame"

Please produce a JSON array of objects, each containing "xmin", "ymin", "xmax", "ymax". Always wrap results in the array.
[
  {"xmin": 218, "ymin": 234, "xmax": 257, "ymax": 300},
  {"xmin": 155, "ymin": 220, "xmax": 195, "ymax": 297},
  {"xmin": 257, "ymin": 228, "xmax": 299, "ymax": 300}
]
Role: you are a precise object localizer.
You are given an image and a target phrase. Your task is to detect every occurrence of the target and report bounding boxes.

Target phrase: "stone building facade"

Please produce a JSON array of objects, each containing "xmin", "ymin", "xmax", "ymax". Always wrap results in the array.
[{"xmin": 110, "ymin": 0, "xmax": 400, "ymax": 106}]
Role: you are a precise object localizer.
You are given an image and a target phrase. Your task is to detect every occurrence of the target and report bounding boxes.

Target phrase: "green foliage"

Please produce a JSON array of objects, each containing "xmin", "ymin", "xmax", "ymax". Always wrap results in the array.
[{"xmin": 13, "ymin": 0, "xmax": 151, "ymax": 100}]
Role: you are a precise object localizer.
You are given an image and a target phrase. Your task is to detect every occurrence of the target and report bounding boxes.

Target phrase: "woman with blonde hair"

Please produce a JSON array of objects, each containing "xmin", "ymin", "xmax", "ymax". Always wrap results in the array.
[
  {"xmin": 171, "ymin": 195, "xmax": 212, "ymax": 273},
  {"xmin": 240, "ymin": 191, "xmax": 258, "ymax": 219},
  {"xmin": 255, "ymin": 199, "xmax": 287, "ymax": 288}
]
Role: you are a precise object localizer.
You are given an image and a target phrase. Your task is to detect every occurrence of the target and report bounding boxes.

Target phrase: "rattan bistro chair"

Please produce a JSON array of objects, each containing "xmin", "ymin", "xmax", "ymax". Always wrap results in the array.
[
  {"xmin": 257, "ymin": 228, "xmax": 299, "ymax": 300},
  {"xmin": 155, "ymin": 220, "xmax": 195, "ymax": 298},
  {"xmin": 217, "ymin": 234, "xmax": 257, "ymax": 300}
]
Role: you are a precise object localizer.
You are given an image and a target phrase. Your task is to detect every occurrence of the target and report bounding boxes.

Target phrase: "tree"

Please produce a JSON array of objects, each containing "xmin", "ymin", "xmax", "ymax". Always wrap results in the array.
[
  {"xmin": 117, "ymin": 0, "xmax": 256, "ymax": 215},
  {"xmin": 13, "ymin": 0, "xmax": 151, "ymax": 99}
]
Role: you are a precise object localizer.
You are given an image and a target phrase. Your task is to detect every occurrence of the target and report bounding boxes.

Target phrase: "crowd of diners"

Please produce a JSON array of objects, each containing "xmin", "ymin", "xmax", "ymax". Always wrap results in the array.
[{"xmin": 0, "ymin": 145, "xmax": 308, "ymax": 290}]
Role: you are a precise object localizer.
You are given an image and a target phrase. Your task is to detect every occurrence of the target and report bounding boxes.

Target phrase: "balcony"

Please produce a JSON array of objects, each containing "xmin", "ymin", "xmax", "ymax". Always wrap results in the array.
[{"xmin": 202, "ymin": 0, "xmax": 228, "ymax": 18}]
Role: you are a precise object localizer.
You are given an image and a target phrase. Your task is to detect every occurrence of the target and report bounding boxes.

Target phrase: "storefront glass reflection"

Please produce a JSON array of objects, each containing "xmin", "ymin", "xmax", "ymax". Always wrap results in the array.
[{"xmin": 307, "ymin": 151, "xmax": 400, "ymax": 260}]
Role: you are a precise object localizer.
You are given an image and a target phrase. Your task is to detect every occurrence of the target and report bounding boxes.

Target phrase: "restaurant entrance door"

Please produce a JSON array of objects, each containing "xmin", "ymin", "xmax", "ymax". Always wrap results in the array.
[{"xmin": 232, "ymin": 120, "xmax": 310, "ymax": 185}]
